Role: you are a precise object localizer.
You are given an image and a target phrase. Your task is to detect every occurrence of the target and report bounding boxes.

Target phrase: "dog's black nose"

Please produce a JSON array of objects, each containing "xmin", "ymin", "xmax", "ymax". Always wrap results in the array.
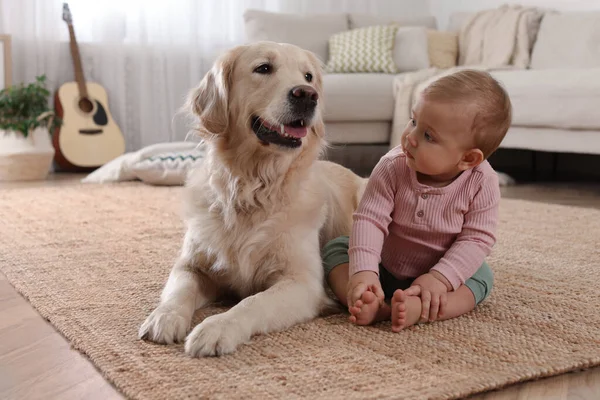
[{"xmin": 289, "ymin": 85, "xmax": 318, "ymax": 114}]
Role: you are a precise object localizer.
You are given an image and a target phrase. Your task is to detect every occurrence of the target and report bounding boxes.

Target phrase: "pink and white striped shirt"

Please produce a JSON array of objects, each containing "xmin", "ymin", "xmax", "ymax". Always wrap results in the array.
[{"xmin": 348, "ymin": 146, "xmax": 500, "ymax": 290}]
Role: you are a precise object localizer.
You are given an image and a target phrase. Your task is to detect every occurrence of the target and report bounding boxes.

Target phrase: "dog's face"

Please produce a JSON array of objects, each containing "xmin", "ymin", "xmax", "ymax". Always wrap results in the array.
[{"xmin": 190, "ymin": 41, "xmax": 325, "ymax": 154}]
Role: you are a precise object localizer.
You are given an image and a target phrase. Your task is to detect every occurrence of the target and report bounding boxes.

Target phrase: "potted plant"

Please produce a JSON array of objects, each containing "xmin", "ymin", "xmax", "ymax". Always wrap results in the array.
[{"xmin": 0, "ymin": 75, "xmax": 61, "ymax": 181}]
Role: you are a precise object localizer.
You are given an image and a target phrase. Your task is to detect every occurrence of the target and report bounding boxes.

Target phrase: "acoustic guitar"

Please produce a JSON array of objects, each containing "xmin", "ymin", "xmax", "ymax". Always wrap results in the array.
[{"xmin": 53, "ymin": 3, "xmax": 125, "ymax": 171}]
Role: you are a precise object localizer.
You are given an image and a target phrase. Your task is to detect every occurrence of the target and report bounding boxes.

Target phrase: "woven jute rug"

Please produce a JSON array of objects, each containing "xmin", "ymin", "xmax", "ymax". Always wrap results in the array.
[{"xmin": 1, "ymin": 182, "xmax": 599, "ymax": 400}]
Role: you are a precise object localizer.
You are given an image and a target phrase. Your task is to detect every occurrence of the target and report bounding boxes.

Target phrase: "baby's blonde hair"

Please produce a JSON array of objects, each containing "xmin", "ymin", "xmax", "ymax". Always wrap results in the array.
[{"xmin": 421, "ymin": 69, "xmax": 512, "ymax": 159}]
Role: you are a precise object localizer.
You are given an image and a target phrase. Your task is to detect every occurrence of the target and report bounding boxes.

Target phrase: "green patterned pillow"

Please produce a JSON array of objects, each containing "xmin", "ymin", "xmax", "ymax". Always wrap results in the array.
[{"xmin": 326, "ymin": 25, "xmax": 399, "ymax": 73}]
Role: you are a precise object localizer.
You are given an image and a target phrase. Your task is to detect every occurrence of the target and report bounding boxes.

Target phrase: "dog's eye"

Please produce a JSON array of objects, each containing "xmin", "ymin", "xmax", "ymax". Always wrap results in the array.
[
  {"xmin": 305, "ymin": 72, "xmax": 313, "ymax": 82},
  {"xmin": 253, "ymin": 63, "xmax": 273, "ymax": 74}
]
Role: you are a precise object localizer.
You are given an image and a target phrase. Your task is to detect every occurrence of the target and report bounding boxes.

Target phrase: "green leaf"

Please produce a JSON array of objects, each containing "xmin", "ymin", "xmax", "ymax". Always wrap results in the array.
[{"xmin": 0, "ymin": 74, "xmax": 62, "ymax": 137}]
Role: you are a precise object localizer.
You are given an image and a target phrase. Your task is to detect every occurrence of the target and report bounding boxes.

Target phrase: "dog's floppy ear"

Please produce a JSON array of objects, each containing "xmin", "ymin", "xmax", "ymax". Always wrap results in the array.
[{"xmin": 189, "ymin": 46, "xmax": 244, "ymax": 136}]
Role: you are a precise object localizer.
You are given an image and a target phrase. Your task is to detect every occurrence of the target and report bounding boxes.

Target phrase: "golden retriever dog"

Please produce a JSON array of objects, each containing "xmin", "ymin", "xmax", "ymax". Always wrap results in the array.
[{"xmin": 139, "ymin": 41, "xmax": 366, "ymax": 357}]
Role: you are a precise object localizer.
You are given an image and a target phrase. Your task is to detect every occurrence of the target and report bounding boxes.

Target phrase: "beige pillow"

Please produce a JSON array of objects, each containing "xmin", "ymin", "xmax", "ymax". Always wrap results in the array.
[
  {"xmin": 427, "ymin": 30, "xmax": 458, "ymax": 69},
  {"xmin": 326, "ymin": 25, "xmax": 399, "ymax": 73}
]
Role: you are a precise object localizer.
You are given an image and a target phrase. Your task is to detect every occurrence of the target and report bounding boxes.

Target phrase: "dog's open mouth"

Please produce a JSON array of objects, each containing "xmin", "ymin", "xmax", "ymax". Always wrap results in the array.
[{"xmin": 251, "ymin": 116, "xmax": 308, "ymax": 148}]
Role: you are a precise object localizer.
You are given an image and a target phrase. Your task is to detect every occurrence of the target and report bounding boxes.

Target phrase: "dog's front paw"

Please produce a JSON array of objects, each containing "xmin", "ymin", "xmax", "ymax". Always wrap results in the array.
[
  {"xmin": 184, "ymin": 314, "xmax": 250, "ymax": 357},
  {"xmin": 138, "ymin": 306, "xmax": 191, "ymax": 344}
]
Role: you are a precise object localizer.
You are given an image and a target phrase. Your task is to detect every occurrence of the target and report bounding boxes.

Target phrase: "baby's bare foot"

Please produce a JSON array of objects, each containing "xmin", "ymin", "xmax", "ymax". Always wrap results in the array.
[
  {"xmin": 349, "ymin": 290, "xmax": 382, "ymax": 325},
  {"xmin": 391, "ymin": 290, "xmax": 422, "ymax": 332}
]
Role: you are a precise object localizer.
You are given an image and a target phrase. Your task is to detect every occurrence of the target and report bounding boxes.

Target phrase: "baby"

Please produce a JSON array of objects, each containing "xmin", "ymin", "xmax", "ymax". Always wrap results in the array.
[{"xmin": 322, "ymin": 69, "xmax": 512, "ymax": 331}]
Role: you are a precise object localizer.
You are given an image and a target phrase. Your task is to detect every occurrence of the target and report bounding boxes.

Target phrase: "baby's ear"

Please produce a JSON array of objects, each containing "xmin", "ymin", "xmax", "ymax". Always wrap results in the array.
[{"xmin": 459, "ymin": 149, "xmax": 484, "ymax": 170}]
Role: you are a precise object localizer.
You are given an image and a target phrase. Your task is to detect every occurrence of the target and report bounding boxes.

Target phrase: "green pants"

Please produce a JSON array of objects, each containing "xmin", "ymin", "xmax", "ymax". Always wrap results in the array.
[{"xmin": 322, "ymin": 236, "xmax": 493, "ymax": 305}]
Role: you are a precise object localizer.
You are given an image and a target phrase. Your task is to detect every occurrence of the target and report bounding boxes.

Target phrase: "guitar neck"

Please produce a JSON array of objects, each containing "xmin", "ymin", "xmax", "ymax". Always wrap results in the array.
[{"xmin": 67, "ymin": 24, "xmax": 88, "ymax": 99}]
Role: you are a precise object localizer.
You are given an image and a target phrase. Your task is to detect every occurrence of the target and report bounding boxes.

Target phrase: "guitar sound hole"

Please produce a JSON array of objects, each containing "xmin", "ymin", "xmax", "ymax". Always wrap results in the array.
[{"xmin": 78, "ymin": 97, "xmax": 94, "ymax": 113}]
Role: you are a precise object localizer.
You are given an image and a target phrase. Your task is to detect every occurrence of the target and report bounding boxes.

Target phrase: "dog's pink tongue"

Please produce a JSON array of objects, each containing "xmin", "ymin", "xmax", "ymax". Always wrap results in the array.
[{"xmin": 284, "ymin": 125, "xmax": 308, "ymax": 138}]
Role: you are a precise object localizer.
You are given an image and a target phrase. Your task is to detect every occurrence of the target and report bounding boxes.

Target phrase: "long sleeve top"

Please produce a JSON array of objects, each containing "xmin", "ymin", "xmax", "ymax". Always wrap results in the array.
[{"xmin": 348, "ymin": 146, "xmax": 500, "ymax": 290}]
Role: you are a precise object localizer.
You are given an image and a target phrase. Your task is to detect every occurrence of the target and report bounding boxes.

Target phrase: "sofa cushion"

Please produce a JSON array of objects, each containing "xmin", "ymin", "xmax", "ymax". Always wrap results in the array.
[
  {"xmin": 530, "ymin": 12, "xmax": 600, "ymax": 69},
  {"xmin": 349, "ymin": 13, "xmax": 437, "ymax": 30},
  {"xmin": 322, "ymin": 73, "xmax": 397, "ymax": 122},
  {"xmin": 327, "ymin": 25, "xmax": 399, "ymax": 73},
  {"xmin": 243, "ymin": 9, "xmax": 349, "ymax": 63},
  {"xmin": 491, "ymin": 68, "xmax": 600, "ymax": 130}
]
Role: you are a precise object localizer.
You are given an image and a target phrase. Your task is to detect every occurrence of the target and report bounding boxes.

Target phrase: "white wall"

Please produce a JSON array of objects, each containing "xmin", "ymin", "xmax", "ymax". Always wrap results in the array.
[{"xmin": 427, "ymin": 0, "xmax": 600, "ymax": 30}]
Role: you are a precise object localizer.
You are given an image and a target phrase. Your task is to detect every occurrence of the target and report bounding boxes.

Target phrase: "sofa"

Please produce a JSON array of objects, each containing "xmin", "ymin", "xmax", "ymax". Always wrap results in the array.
[
  {"xmin": 448, "ymin": 11, "xmax": 600, "ymax": 155},
  {"xmin": 242, "ymin": 8, "xmax": 600, "ymax": 176}
]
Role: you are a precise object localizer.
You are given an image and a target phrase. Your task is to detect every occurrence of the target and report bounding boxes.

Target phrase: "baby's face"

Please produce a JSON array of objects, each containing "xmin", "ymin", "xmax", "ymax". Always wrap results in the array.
[{"xmin": 401, "ymin": 97, "xmax": 475, "ymax": 180}]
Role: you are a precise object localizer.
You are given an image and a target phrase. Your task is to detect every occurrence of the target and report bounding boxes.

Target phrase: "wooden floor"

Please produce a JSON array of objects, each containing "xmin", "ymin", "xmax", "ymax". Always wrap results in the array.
[{"xmin": 1, "ymin": 173, "xmax": 599, "ymax": 400}]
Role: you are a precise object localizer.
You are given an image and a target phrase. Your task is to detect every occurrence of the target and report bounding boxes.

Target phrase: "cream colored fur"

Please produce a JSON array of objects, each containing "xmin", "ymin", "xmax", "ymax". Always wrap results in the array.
[{"xmin": 139, "ymin": 42, "xmax": 366, "ymax": 357}]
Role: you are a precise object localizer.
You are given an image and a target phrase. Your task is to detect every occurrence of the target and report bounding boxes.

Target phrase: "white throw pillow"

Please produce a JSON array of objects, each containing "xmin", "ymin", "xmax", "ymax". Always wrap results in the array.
[
  {"xmin": 393, "ymin": 26, "xmax": 430, "ymax": 72},
  {"xmin": 81, "ymin": 141, "xmax": 204, "ymax": 185},
  {"xmin": 130, "ymin": 147, "xmax": 204, "ymax": 186}
]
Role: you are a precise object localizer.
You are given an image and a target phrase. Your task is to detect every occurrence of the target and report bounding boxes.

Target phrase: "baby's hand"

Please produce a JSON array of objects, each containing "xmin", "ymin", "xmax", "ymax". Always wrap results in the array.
[
  {"xmin": 404, "ymin": 272, "xmax": 450, "ymax": 323},
  {"xmin": 346, "ymin": 271, "xmax": 384, "ymax": 309}
]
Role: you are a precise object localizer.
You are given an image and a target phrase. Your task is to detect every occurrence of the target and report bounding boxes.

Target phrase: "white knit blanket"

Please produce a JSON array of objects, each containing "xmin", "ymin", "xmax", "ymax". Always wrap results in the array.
[{"xmin": 459, "ymin": 4, "xmax": 544, "ymax": 69}]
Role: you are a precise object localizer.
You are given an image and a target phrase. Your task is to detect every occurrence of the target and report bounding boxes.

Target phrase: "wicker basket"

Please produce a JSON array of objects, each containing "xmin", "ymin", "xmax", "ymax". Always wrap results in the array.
[
  {"xmin": 0, "ymin": 128, "xmax": 55, "ymax": 182},
  {"xmin": 0, "ymin": 151, "xmax": 54, "ymax": 181}
]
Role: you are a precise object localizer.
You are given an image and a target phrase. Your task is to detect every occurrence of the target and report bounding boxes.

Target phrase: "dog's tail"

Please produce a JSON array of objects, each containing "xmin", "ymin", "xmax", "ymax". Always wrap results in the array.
[{"xmin": 319, "ymin": 294, "xmax": 344, "ymax": 317}]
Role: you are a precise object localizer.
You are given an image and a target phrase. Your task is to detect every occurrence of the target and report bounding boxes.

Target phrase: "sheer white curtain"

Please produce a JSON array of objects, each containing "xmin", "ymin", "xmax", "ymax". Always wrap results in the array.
[{"xmin": 0, "ymin": 0, "xmax": 429, "ymax": 151}]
